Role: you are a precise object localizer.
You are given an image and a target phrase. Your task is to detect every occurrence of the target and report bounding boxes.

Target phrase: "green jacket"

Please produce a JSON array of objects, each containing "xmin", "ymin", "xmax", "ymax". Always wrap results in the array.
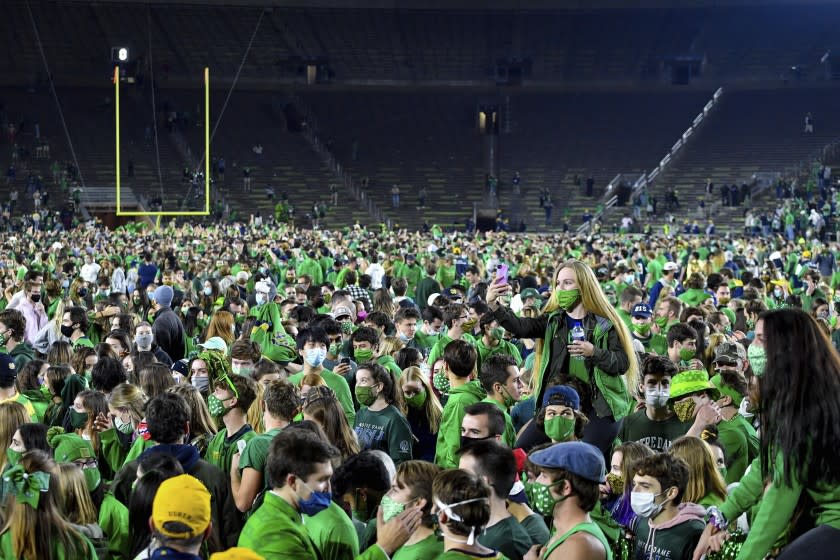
[
  {"xmin": 427, "ymin": 333, "xmax": 476, "ymax": 369},
  {"xmin": 8, "ymin": 341, "xmax": 34, "ymax": 370},
  {"xmin": 0, "ymin": 527, "xmax": 98, "ymax": 559},
  {"xmin": 377, "ymin": 354, "xmax": 403, "ymax": 379},
  {"xmin": 304, "ymin": 501, "xmax": 360, "ymax": 560},
  {"xmin": 494, "ymin": 307, "xmax": 631, "ymax": 420},
  {"xmin": 475, "ymin": 337, "xmax": 523, "ymax": 373},
  {"xmin": 717, "ymin": 413, "xmax": 759, "ymax": 484},
  {"xmin": 99, "ymin": 492, "xmax": 130, "ymax": 560},
  {"xmin": 435, "ymin": 380, "xmax": 486, "ymax": 468},
  {"xmin": 297, "ymin": 257, "xmax": 324, "ymax": 285},
  {"xmin": 678, "ymin": 288, "xmax": 712, "ymax": 307}
]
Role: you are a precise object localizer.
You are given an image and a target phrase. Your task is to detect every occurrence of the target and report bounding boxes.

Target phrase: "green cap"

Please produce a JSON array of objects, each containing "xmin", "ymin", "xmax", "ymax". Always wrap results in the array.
[{"xmin": 48, "ymin": 427, "xmax": 95, "ymax": 463}]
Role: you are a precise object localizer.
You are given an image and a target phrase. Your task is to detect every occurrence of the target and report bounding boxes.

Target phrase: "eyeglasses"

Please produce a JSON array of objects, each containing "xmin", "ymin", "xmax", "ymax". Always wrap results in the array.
[{"xmin": 73, "ymin": 458, "xmax": 98, "ymax": 469}]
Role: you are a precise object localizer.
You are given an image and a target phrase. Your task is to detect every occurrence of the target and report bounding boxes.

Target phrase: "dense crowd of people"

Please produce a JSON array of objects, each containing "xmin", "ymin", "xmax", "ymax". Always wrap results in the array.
[{"xmin": 0, "ymin": 219, "xmax": 837, "ymax": 560}]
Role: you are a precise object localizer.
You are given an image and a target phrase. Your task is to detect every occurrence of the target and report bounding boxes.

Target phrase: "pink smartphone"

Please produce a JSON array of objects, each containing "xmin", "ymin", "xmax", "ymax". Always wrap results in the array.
[{"xmin": 496, "ymin": 264, "xmax": 509, "ymax": 284}]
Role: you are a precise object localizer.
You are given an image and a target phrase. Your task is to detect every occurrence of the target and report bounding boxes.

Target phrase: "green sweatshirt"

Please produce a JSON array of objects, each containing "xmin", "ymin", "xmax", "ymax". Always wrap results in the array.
[
  {"xmin": 427, "ymin": 333, "xmax": 476, "ymax": 369},
  {"xmin": 354, "ymin": 405, "xmax": 413, "ymax": 465},
  {"xmin": 393, "ymin": 533, "xmax": 443, "ymax": 560},
  {"xmin": 435, "ymin": 380, "xmax": 486, "ymax": 468},
  {"xmin": 678, "ymin": 288, "xmax": 712, "ymax": 307},
  {"xmin": 717, "ymin": 413, "xmax": 759, "ymax": 484},
  {"xmin": 304, "ymin": 501, "xmax": 360, "ymax": 560},
  {"xmin": 722, "ymin": 453, "xmax": 840, "ymax": 560},
  {"xmin": 475, "ymin": 337, "xmax": 523, "ymax": 373},
  {"xmin": 99, "ymin": 492, "xmax": 130, "ymax": 560},
  {"xmin": 377, "ymin": 354, "xmax": 403, "ymax": 379}
]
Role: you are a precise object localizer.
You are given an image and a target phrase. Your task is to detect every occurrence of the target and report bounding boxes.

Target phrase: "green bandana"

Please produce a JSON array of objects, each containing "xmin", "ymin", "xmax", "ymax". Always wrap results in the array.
[{"xmin": 678, "ymin": 348, "xmax": 695, "ymax": 361}]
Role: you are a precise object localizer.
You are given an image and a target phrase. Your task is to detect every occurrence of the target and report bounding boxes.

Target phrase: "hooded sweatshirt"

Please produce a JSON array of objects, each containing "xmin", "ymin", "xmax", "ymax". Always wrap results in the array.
[
  {"xmin": 632, "ymin": 502, "xmax": 706, "ymax": 560},
  {"xmin": 434, "ymin": 379, "xmax": 486, "ymax": 468}
]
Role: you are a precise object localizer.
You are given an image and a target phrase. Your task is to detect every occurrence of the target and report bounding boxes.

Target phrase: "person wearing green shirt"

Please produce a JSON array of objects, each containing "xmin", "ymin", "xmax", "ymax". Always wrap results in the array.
[
  {"xmin": 427, "ymin": 304, "xmax": 477, "ymax": 368},
  {"xmin": 238, "ymin": 427, "xmax": 423, "ymax": 560},
  {"xmin": 413, "ymin": 306, "xmax": 443, "ymax": 355},
  {"xmin": 401, "ymin": 255, "xmax": 424, "ymax": 298},
  {"xmin": 288, "ymin": 327, "xmax": 356, "ymax": 426},
  {"xmin": 678, "ymin": 273, "xmax": 712, "ymax": 307},
  {"xmin": 475, "ymin": 317, "xmax": 522, "ymax": 373},
  {"xmin": 297, "ymin": 252, "xmax": 324, "ymax": 286},
  {"xmin": 652, "ymin": 296, "xmax": 683, "ymax": 336},
  {"xmin": 615, "ymin": 287, "xmax": 643, "ymax": 329},
  {"xmin": 204, "ymin": 373, "xmax": 258, "ymax": 476},
  {"xmin": 459, "ymin": 440, "xmax": 533, "ymax": 560},
  {"xmin": 709, "ymin": 344, "xmax": 758, "ymax": 484},
  {"xmin": 629, "ymin": 303, "xmax": 668, "ymax": 356},
  {"xmin": 232, "ymin": 379, "xmax": 301, "ymax": 512},
  {"xmin": 432, "ymin": 468, "xmax": 509, "ymax": 560},
  {"xmin": 435, "ymin": 340, "xmax": 484, "ymax": 468},
  {"xmin": 62, "ymin": 306, "xmax": 95, "ymax": 349},
  {"xmin": 388, "ymin": 460, "xmax": 443, "ymax": 560},
  {"xmin": 476, "ymin": 354, "xmax": 521, "ymax": 448},
  {"xmin": 353, "ymin": 363, "xmax": 413, "ymax": 465}
]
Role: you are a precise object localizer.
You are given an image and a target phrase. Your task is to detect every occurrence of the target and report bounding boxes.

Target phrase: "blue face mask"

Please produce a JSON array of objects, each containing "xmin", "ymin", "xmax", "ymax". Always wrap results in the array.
[{"xmin": 296, "ymin": 478, "xmax": 332, "ymax": 516}]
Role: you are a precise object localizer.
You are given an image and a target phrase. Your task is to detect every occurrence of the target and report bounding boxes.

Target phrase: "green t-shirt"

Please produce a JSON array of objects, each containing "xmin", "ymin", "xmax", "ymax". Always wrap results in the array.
[
  {"xmin": 205, "ymin": 424, "xmax": 257, "ymax": 474},
  {"xmin": 616, "ymin": 409, "xmax": 690, "ymax": 452},
  {"xmin": 520, "ymin": 514, "xmax": 551, "ymax": 547},
  {"xmin": 289, "ymin": 369, "xmax": 356, "ymax": 426},
  {"xmin": 239, "ymin": 427, "xmax": 284, "ymax": 479},
  {"xmin": 239, "ymin": 492, "xmax": 321, "ymax": 559},
  {"xmin": 427, "ymin": 333, "xmax": 476, "ymax": 368},
  {"xmin": 353, "ymin": 405, "xmax": 413, "ymax": 465},
  {"xmin": 393, "ymin": 533, "xmax": 444, "ymax": 560},
  {"xmin": 717, "ymin": 413, "xmax": 759, "ymax": 484},
  {"xmin": 303, "ymin": 501, "xmax": 359, "ymax": 560},
  {"xmin": 479, "ymin": 516, "xmax": 532, "ymax": 560}
]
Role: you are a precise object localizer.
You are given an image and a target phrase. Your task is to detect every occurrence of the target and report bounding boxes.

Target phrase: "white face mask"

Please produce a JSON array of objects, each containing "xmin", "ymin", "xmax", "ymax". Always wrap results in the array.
[
  {"xmin": 644, "ymin": 387, "xmax": 670, "ymax": 408},
  {"xmin": 630, "ymin": 490, "xmax": 668, "ymax": 519}
]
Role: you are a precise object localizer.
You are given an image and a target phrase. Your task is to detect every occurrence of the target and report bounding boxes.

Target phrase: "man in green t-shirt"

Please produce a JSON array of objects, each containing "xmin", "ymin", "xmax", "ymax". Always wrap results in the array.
[
  {"xmin": 232, "ymin": 379, "xmax": 301, "ymax": 512},
  {"xmin": 617, "ymin": 354, "xmax": 689, "ymax": 452},
  {"xmin": 205, "ymin": 373, "xmax": 258, "ymax": 475},
  {"xmin": 629, "ymin": 303, "xmax": 668, "ymax": 356}
]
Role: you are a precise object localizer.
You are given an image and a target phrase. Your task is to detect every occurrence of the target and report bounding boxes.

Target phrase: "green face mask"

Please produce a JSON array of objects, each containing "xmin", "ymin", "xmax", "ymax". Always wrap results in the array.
[
  {"xmin": 380, "ymin": 494, "xmax": 407, "ymax": 523},
  {"xmin": 207, "ymin": 394, "xmax": 233, "ymax": 418},
  {"xmin": 553, "ymin": 289, "xmax": 580, "ymax": 311},
  {"xmin": 405, "ymin": 390, "xmax": 427, "ymax": 409},
  {"xmin": 355, "ymin": 385, "xmax": 378, "ymax": 407},
  {"xmin": 678, "ymin": 347, "xmax": 695, "ymax": 361},
  {"xmin": 718, "ymin": 466, "xmax": 728, "ymax": 481},
  {"xmin": 328, "ymin": 342, "xmax": 341, "ymax": 357},
  {"xmin": 433, "ymin": 372, "xmax": 450, "ymax": 394},
  {"xmin": 544, "ymin": 415, "xmax": 575, "ymax": 442},
  {"xmin": 531, "ymin": 479, "xmax": 567, "ymax": 516},
  {"xmin": 654, "ymin": 316, "xmax": 669, "ymax": 328},
  {"xmin": 69, "ymin": 409, "xmax": 89, "ymax": 430},
  {"xmin": 83, "ymin": 467, "xmax": 102, "ymax": 492},
  {"xmin": 747, "ymin": 344, "xmax": 766, "ymax": 377},
  {"xmin": 6, "ymin": 448, "xmax": 22, "ymax": 467},
  {"xmin": 354, "ymin": 348, "xmax": 375, "ymax": 363},
  {"xmin": 632, "ymin": 322, "xmax": 651, "ymax": 336},
  {"xmin": 490, "ymin": 327, "xmax": 506, "ymax": 341}
]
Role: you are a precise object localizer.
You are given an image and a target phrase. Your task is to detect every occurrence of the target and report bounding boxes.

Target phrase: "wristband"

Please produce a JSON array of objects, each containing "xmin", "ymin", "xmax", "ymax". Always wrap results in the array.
[{"xmin": 706, "ymin": 505, "xmax": 728, "ymax": 530}]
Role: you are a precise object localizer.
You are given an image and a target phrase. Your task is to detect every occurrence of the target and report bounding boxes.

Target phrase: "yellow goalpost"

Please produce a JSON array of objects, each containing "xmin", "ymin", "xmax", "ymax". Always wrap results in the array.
[{"xmin": 114, "ymin": 66, "xmax": 210, "ymax": 217}]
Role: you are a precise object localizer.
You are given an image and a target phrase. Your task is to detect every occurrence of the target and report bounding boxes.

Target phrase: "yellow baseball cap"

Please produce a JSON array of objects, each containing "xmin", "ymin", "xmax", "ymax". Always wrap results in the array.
[
  {"xmin": 152, "ymin": 474, "xmax": 211, "ymax": 539},
  {"xmin": 210, "ymin": 548, "xmax": 265, "ymax": 560}
]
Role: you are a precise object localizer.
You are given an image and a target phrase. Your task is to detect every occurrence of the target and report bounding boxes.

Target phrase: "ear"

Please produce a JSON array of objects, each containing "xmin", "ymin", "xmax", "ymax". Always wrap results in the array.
[
  {"xmin": 665, "ymin": 485, "xmax": 680, "ymax": 502},
  {"xmin": 716, "ymin": 394, "xmax": 732, "ymax": 408},
  {"xmin": 148, "ymin": 516, "xmax": 154, "ymax": 533}
]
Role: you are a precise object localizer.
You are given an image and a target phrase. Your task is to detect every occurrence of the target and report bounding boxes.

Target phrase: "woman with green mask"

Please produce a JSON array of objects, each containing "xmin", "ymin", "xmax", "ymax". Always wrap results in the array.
[
  {"xmin": 353, "ymin": 363, "xmax": 414, "ymax": 465},
  {"xmin": 486, "ymin": 259, "xmax": 637, "ymax": 456},
  {"xmin": 0, "ymin": 401, "xmax": 30, "ymax": 473},
  {"xmin": 537, "ymin": 385, "xmax": 586, "ymax": 444},
  {"xmin": 399, "ymin": 366, "xmax": 443, "ymax": 462}
]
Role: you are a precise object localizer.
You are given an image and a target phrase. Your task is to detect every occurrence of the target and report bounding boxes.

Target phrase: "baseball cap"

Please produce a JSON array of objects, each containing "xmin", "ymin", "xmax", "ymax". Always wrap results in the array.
[
  {"xmin": 443, "ymin": 287, "xmax": 463, "ymax": 300},
  {"xmin": 426, "ymin": 293, "xmax": 441, "ymax": 307},
  {"xmin": 520, "ymin": 288, "xmax": 541, "ymax": 300},
  {"xmin": 0, "ymin": 354, "xmax": 17, "ymax": 384},
  {"xmin": 529, "ymin": 441, "xmax": 606, "ymax": 484},
  {"xmin": 331, "ymin": 305, "xmax": 354, "ymax": 321},
  {"xmin": 152, "ymin": 474, "xmax": 211, "ymax": 539},
  {"xmin": 631, "ymin": 303, "xmax": 652, "ymax": 318},
  {"xmin": 663, "ymin": 262, "xmax": 679, "ymax": 272},
  {"xmin": 713, "ymin": 341, "xmax": 746, "ymax": 365},
  {"xmin": 542, "ymin": 385, "xmax": 580, "ymax": 410},
  {"xmin": 198, "ymin": 337, "xmax": 228, "ymax": 353}
]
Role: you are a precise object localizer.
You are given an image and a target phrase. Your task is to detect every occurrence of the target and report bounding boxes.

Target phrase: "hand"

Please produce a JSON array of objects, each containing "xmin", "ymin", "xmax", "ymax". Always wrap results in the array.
[
  {"xmin": 695, "ymin": 402, "xmax": 722, "ymax": 425},
  {"xmin": 485, "ymin": 281, "xmax": 511, "ymax": 307},
  {"xmin": 524, "ymin": 544, "xmax": 543, "ymax": 560},
  {"xmin": 374, "ymin": 500, "xmax": 425, "ymax": 555},
  {"xmin": 686, "ymin": 358, "xmax": 705, "ymax": 371},
  {"xmin": 103, "ymin": 305, "xmax": 121, "ymax": 317},
  {"xmin": 709, "ymin": 529, "xmax": 731, "ymax": 552},
  {"xmin": 692, "ymin": 523, "xmax": 718, "ymax": 560},
  {"xmin": 333, "ymin": 362, "xmax": 351, "ymax": 376},
  {"xmin": 568, "ymin": 339, "xmax": 594, "ymax": 358},
  {"xmin": 92, "ymin": 412, "xmax": 112, "ymax": 433}
]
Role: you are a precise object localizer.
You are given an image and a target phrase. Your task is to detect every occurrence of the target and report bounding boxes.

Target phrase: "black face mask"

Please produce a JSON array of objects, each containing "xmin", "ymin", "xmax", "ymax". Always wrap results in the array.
[
  {"xmin": 78, "ymin": 288, "xmax": 88, "ymax": 298},
  {"xmin": 459, "ymin": 434, "xmax": 493, "ymax": 453},
  {"xmin": 30, "ymin": 294, "xmax": 41, "ymax": 303},
  {"xmin": 60, "ymin": 324, "xmax": 75, "ymax": 338}
]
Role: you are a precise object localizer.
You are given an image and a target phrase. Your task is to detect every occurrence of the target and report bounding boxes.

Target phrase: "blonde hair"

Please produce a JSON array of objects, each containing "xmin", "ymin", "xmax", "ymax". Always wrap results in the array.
[
  {"xmin": 248, "ymin": 382, "xmax": 265, "ymax": 434},
  {"xmin": 0, "ymin": 402, "xmax": 29, "ymax": 471},
  {"xmin": 56, "ymin": 463, "xmax": 98, "ymax": 525},
  {"xmin": 399, "ymin": 366, "xmax": 442, "ymax": 432},
  {"xmin": 380, "ymin": 336, "xmax": 405, "ymax": 358},
  {"xmin": 206, "ymin": 310, "xmax": 235, "ymax": 346},
  {"xmin": 670, "ymin": 436, "xmax": 727, "ymax": 504},
  {"xmin": 534, "ymin": 260, "xmax": 639, "ymax": 396},
  {"xmin": 107, "ymin": 383, "xmax": 148, "ymax": 422}
]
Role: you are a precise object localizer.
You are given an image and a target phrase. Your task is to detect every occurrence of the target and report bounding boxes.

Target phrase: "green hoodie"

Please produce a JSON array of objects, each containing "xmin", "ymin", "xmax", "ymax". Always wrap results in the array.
[
  {"xmin": 677, "ymin": 288, "xmax": 711, "ymax": 307},
  {"xmin": 376, "ymin": 354, "xmax": 402, "ymax": 379},
  {"xmin": 434, "ymin": 380, "xmax": 486, "ymax": 469},
  {"xmin": 8, "ymin": 341, "xmax": 35, "ymax": 371}
]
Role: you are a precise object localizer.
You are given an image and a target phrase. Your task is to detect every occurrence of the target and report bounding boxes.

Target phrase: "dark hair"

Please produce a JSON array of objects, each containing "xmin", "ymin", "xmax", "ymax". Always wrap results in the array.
[
  {"xmin": 442, "ymin": 304, "xmax": 467, "ymax": 329},
  {"xmin": 264, "ymin": 380, "xmax": 301, "ymax": 421},
  {"xmin": 632, "ymin": 453, "xmax": 689, "ymax": 505},
  {"xmin": 0, "ymin": 309, "xmax": 25, "ymax": 341},
  {"xmin": 443, "ymin": 339, "xmax": 477, "ymax": 378},
  {"xmin": 421, "ymin": 306, "xmax": 443, "ymax": 324},
  {"xmin": 540, "ymin": 466, "xmax": 601, "ymax": 512},
  {"xmin": 392, "ymin": 278, "xmax": 408, "ymax": 297},
  {"xmin": 105, "ymin": 329, "xmax": 132, "ymax": 355},
  {"xmin": 17, "ymin": 359, "xmax": 47, "ymax": 391},
  {"xmin": 358, "ymin": 362, "xmax": 398, "ymax": 405},
  {"xmin": 432, "ymin": 469, "xmax": 490, "ymax": 538},
  {"xmin": 128, "ymin": 453, "xmax": 184, "ymax": 557},
  {"xmin": 265, "ymin": 426, "xmax": 339, "ymax": 488},
  {"xmin": 46, "ymin": 340, "xmax": 73, "ymax": 367},
  {"xmin": 295, "ymin": 327, "xmax": 330, "ymax": 350},
  {"xmin": 667, "ymin": 323, "xmax": 697, "ymax": 348},
  {"xmin": 18, "ymin": 423, "xmax": 50, "ymax": 454},
  {"xmin": 139, "ymin": 364, "xmax": 175, "ymax": 399},
  {"xmin": 760, "ymin": 308, "xmax": 840, "ymax": 486},
  {"xmin": 90, "ymin": 357, "xmax": 128, "ymax": 393},
  {"xmin": 113, "ymin": 313, "xmax": 136, "ymax": 336},
  {"xmin": 331, "ymin": 450, "xmax": 392, "ymax": 521},
  {"xmin": 310, "ymin": 316, "xmax": 341, "ymax": 337},
  {"xmin": 394, "ymin": 347, "xmax": 422, "ymax": 371},
  {"xmin": 230, "ymin": 340, "xmax": 262, "ymax": 363},
  {"xmin": 394, "ymin": 306, "xmax": 421, "ymax": 324},
  {"xmin": 641, "ymin": 353, "xmax": 678, "ymax": 380},
  {"xmin": 215, "ymin": 373, "xmax": 258, "ymax": 413},
  {"xmin": 463, "ymin": 402, "xmax": 505, "ymax": 437},
  {"xmin": 460, "ymin": 439, "xmax": 517, "ymax": 497},
  {"xmin": 620, "ymin": 286, "xmax": 643, "ymax": 305},
  {"xmin": 350, "ymin": 326, "xmax": 380, "ymax": 348},
  {"xmin": 478, "ymin": 354, "xmax": 517, "ymax": 395},
  {"xmin": 252, "ymin": 359, "xmax": 282, "ymax": 382},
  {"xmin": 66, "ymin": 306, "xmax": 89, "ymax": 333},
  {"xmin": 145, "ymin": 393, "xmax": 190, "ymax": 444}
]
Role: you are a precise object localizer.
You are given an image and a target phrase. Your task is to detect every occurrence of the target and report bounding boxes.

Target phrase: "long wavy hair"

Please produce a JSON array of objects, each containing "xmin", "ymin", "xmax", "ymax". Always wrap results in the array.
[
  {"xmin": 534, "ymin": 260, "xmax": 639, "ymax": 393},
  {"xmin": 760, "ymin": 308, "xmax": 840, "ymax": 486},
  {"xmin": 399, "ymin": 366, "xmax": 442, "ymax": 432},
  {"xmin": 303, "ymin": 386, "xmax": 360, "ymax": 461},
  {"xmin": 670, "ymin": 436, "xmax": 727, "ymax": 505}
]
